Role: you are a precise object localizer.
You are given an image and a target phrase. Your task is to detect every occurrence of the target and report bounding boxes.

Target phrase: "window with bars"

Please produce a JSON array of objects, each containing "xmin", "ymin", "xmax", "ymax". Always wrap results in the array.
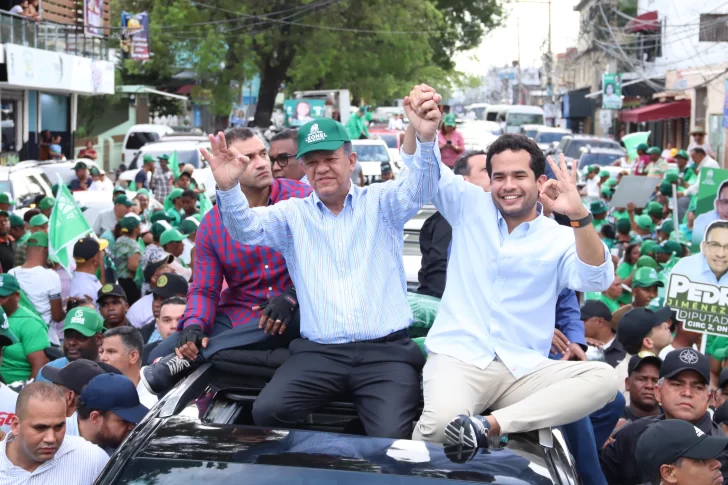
[{"xmin": 699, "ymin": 14, "xmax": 728, "ymax": 42}]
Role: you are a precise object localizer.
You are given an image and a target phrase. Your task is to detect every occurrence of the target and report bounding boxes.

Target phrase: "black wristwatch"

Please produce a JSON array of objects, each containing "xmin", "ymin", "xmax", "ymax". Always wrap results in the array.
[{"xmin": 569, "ymin": 212, "xmax": 594, "ymax": 229}]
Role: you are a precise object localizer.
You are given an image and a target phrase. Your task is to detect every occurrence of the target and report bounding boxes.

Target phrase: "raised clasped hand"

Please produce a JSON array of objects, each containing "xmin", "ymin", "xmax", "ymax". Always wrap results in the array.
[{"xmin": 403, "ymin": 84, "xmax": 442, "ymax": 143}]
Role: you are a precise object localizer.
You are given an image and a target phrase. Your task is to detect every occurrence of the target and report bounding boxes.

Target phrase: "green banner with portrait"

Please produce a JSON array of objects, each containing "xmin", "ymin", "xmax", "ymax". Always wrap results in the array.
[
  {"xmin": 284, "ymin": 99, "xmax": 326, "ymax": 127},
  {"xmin": 602, "ymin": 73, "xmax": 622, "ymax": 110}
]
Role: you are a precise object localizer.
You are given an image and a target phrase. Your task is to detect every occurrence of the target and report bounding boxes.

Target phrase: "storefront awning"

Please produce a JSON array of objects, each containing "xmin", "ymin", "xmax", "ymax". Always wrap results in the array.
[
  {"xmin": 625, "ymin": 11, "xmax": 659, "ymax": 33},
  {"xmin": 618, "ymin": 100, "xmax": 691, "ymax": 123}
]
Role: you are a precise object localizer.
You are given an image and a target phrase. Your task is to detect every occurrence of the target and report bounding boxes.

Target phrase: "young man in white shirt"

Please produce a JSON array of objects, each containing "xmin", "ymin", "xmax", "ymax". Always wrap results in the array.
[{"xmin": 69, "ymin": 237, "xmax": 108, "ymax": 307}]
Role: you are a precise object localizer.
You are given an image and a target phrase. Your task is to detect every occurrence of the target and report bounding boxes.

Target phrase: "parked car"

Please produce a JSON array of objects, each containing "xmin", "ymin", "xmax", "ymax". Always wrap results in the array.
[
  {"xmin": 520, "ymin": 124, "xmax": 548, "ymax": 140},
  {"xmin": 0, "ymin": 163, "xmax": 53, "ymax": 210},
  {"xmin": 119, "ymin": 138, "xmax": 215, "ymax": 199},
  {"xmin": 575, "ymin": 148, "xmax": 627, "ymax": 183},
  {"xmin": 533, "ymin": 128, "xmax": 572, "ymax": 153},
  {"xmin": 370, "ymin": 129, "xmax": 402, "ymax": 167},
  {"xmin": 96, "ymin": 363, "xmax": 579, "ymax": 485},
  {"xmin": 122, "ymin": 124, "xmax": 175, "ymax": 166},
  {"xmin": 35, "ymin": 159, "xmax": 103, "ymax": 186},
  {"xmin": 352, "ymin": 139, "xmax": 398, "ymax": 184},
  {"xmin": 552, "ymin": 135, "xmax": 623, "ymax": 167}
]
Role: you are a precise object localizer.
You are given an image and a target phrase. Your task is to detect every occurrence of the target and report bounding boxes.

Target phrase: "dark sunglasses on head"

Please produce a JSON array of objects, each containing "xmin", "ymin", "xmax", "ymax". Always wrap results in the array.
[{"xmin": 270, "ymin": 153, "xmax": 295, "ymax": 167}]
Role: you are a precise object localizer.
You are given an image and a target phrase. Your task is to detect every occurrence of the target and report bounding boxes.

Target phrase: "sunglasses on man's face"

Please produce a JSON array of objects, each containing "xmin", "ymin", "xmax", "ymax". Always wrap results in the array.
[{"xmin": 270, "ymin": 153, "xmax": 295, "ymax": 167}]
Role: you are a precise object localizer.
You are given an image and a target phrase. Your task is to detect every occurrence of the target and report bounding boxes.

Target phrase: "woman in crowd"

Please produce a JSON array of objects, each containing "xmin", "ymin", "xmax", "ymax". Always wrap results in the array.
[{"xmin": 112, "ymin": 216, "xmax": 142, "ymax": 305}]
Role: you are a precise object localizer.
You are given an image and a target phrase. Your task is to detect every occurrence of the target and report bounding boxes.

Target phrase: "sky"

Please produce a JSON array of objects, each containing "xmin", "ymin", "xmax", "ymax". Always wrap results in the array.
[{"xmin": 454, "ymin": 0, "xmax": 581, "ymax": 75}]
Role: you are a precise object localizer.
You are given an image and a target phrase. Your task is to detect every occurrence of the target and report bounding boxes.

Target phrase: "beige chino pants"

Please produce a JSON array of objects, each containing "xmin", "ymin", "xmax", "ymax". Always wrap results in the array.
[{"xmin": 412, "ymin": 353, "xmax": 619, "ymax": 443}]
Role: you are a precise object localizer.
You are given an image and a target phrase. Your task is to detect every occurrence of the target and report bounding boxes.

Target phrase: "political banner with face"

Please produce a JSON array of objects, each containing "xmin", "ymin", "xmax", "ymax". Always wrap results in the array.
[
  {"xmin": 602, "ymin": 73, "xmax": 623, "ymax": 110},
  {"xmin": 284, "ymin": 100, "xmax": 326, "ymax": 127},
  {"xmin": 692, "ymin": 173, "xmax": 728, "ymax": 253},
  {"xmin": 667, "ymin": 220, "xmax": 728, "ymax": 337}
]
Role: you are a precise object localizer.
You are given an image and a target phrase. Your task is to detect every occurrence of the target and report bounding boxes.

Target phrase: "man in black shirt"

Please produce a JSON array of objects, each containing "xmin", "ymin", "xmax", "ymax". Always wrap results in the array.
[
  {"xmin": 417, "ymin": 150, "xmax": 487, "ymax": 298},
  {"xmin": 622, "ymin": 354, "xmax": 661, "ymax": 422},
  {"xmin": 0, "ymin": 210, "xmax": 16, "ymax": 272},
  {"xmin": 600, "ymin": 348, "xmax": 728, "ymax": 484}
]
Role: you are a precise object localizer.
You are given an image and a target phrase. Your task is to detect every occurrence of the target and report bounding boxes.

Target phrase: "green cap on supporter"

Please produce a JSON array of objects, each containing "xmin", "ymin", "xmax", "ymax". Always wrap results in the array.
[
  {"xmin": 114, "ymin": 195, "xmax": 134, "ymax": 207},
  {"xmin": 168, "ymin": 188, "xmax": 183, "ymax": 201},
  {"xmin": 443, "ymin": 113, "xmax": 457, "ymax": 127},
  {"xmin": 0, "ymin": 273, "xmax": 21, "ymax": 297},
  {"xmin": 118, "ymin": 216, "xmax": 141, "ymax": 233},
  {"xmin": 616, "ymin": 218, "xmax": 632, "ymax": 234},
  {"xmin": 646, "ymin": 201, "xmax": 663, "ymax": 217},
  {"xmin": 136, "ymin": 188, "xmax": 151, "ymax": 198},
  {"xmin": 63, "ymin": 307, "xmax": 104, "ymax": 337},
  {"xmin": 605, "ymin": 178, "xmax": 618, "ymax": 187},
  {"xmin": 0, "ymin": 193, "xmax": 14, "ymax": 205},
  {"xmin": 157, "ymin": 154, "xmax": 170, "ymax": 161},
  {"xmin": 73, "ymin": 161, "xmax": 88, "ymax": 171},
  {"xmin": 640, "ymin": 240, "xmax": 657, "ymax": 255},
  {"xmin": 0, "ymin": 307, "xmax": 18, "ymax": 347},
  {"xmin": 149, "ymin": 211, "xmax": 174, "ymax": 223},
  {"xmin": 599, "ymin": 169, "xmax": 610, "ymax": 178},
  {"xmin": 143, "ymin": 155, "xmax": 155, "ymax": 164},
  {"xmin": 160, "ymin": 228, "xmax": 185, "ymax": 246},
  {"xmin": 661, "ymin": 240, "xmax": 683, "ymax": 256},
  {"xmin": 632, "ymin": 266, "xmax": 663, "ymax": 288},
  {"xmin": 675, "ymin": 149, "xmax": 689, "ymax": 160},
  {"xmin": 664, "ymin": 171, "xmax": 679, "ymax": 184},
  {"xmin": 636, "ymin": 143, "xmax": 649, "ymax": 152},
  {"xmin": 636, "ymin": 255, "xmax": 660, "ymax": 270},
  {"xmin": 646, "ymin": 146, "xmax": 661, "ymax": 155},
  {"xmin": 296, "ymin": 118, "xmax": 351, "ymax": 159},
  {"xmin": 29, "ymin": 214, "xmax": 49, "ymax": 227},
  {"xmin": 658, "ymin": 219, "xmax": 674, "ymax": 234},
  {"xmin": 178, "ymin": 218, "xmax": 199, "ymax": 236},
  {"xmin": 27, "ymin": 232, "xmax": 48, "ymax": 248},
  {"xmin": 89, "ymin": 167, "xmax": 101, "ymax": 176},
  {"xmin": 601, "ymin": 185, "xmax": 613, "ymax": 196},
  {"xmin": 39, "ymin": 197, "xmax": 56, "ymax": 210},
  {"xmin": 590, "ymin": 200, "xmax": 608, "ymax": 215},
  {"xmin": 636, "ymin": 214, "xmax": 656, "ymax": 232},
  {"xmin": 659, "ymin": 182, "xmax": 673, "ymax": 196},
  {"xmin": 9, "ymin": 213, "xmax": 24, "ymax": 228}
]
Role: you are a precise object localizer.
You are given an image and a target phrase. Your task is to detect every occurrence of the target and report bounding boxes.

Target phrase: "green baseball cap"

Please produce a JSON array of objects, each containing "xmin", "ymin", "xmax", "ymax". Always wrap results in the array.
[
  {"xmin": 0, "ymin": 193, "xmax": 15, "ymax": 205},
  {"xmin": 27, "ymin": 232, "xmax": 48, "ymax": 248},
  {"xmin": 168, "ymin": 188, "xmax": 183, "ymax": 201},
  {"xmin": 0, "ymin": 273, "xmax": 20, "ymax": 297},
  {"xmin": 661, "ymin": 240, "xmax": 682, "ymax": 256},
  {"xmin": 588, "ymin": 165, "xmax": 600, "ymax": 174},
  {"xmin": 636, "ymin": 143, "xmax": 649, "ymax": 152},
  {"xmin": 659, "ymin": 182, "xmax": 673, "ymax": 196},
  {"xmin": 113, "ymin": 195, "xmax": 134, "ymax": 207},
  {"xmin": 118, "ymin": 216, "xmax": 141, "ymax": 233},
  {"xmin": 158, "ymin": 154, "xmax": 170, "ymax": 161},
  {"xmin": 9, "ymin": 213, "xmax": 24, "ymax": 228},
  {"xmin": 63, "ymin": 307, "xmax": 104, "ymax": 337},
  {"xmin": 590, "ymin": 200, "xmax": 608, "ymax": 215},
  {"xmin": 599, "ymin": 169, "xmax": 610, "ymax": 178},
  {"xmin": 136, "ymin": 188, "xmax": 151, "ymax": 198},
  {"xmin": 600, "ymin": 185, "xmax": 613, "ymax": 196},
  {"xmin": 657, "ymin": 219, "xmax": 674, "ymax": 234},
  {"xmin": 149, "ymin": 211, "xmax": 174, "ymax": 223},
  {"xmin": 178, "ymin": 218, "xmax": 200, "ymax": 236},
  {"xmin": 664, "ymin": 171, "xmax": 679, "ymax": 183},
  {"xmin": 151, "ymin": 221, "xmax": 171, "ymax": 240},
  {"xmin": 636, "ymin": 214, "xmax": 656, "ymax": 231},
  {"xmin": 633, "ymin": 266, "xmax": 663, "ymax": 288},
  {"xmin": 296, "ymin": 118, "xmax": 351, "ymax": 159},
  {"xmin": 89, "ymin": 167, "xmax": 101, "ymax": 176},
  {"xmin": 143, "ymin": 155, "xmax": 155, "ymax": 164},
  {"xmin": 443, "ymin": 113, "xmax": 457, "ymax": 127},
  {"xmin": 160, "ymin": 228, "xmax": 185, "ymax": 246},
  {"xmin": 39, "ymin": 196, "xmax": 56, "ymax": 211},
  {"xmin": 113, "ymin": 186, "xmax": 126, "ymax": 195},
  {"xmin": 616, "ymin": 218, "xmax": 631, "ymax": 234},
  {"xmin": 605, "ymin": 178, "xmax": 618, "ymax": 187},
  {"xmin": 0, "ymin": 307, "xmax": 17, "ymax": 348},
  {"xmin": 0, "ymin": 210, "xmax": 8, "ymax": 218},
  {"xmin": 646, "ymin": 201, "xmax": 664, "ymax": 217},
  {"xmin": 640, "ymin": 240, "xmax": 658, "ymax": 255},
  {"xmin": 646, "ymin": 146, "xmax": 661, "ymax": 155},
  {"xmin": 73, "ymin": 161, "xmax": 88, "ymax": 171},
  {"xmin": 29, "ymin": 214, "xmax": 49, "ymax": 227},
  {"xmin": 675, "ymin": 149, "xmax": 689, "ymax": 160},
  {"xmin": 636, "ymin": 255, "xmax": 659, "ymax": 270}
]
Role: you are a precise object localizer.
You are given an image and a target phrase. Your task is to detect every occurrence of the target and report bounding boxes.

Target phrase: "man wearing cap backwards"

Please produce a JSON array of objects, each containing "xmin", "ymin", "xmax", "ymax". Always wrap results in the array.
[
  {"xmin": 93, "ymin": 194, "xmax": 133, "ymax": 237},
  {"xmin": 151, "ymin": 154, "xmax": 173, "ymax": 201},
  {"xmin": 622, "ymin": 354, "xmax": 662, "ymax": 423},
  {"xmin": 135, "ymin": 155, "xmax": 155, "ymax": 191},
  {"xmin": 0, "ymin": 382, "xmax": 110, "ymax": 483},
  {"xmin": 69, "ymin": 161, "xmax": 92, "ymax": 192},
  {"xmin": 638, "ymin": 419, "xmax": 728, "ymax": 485},
  {"xmin": 69, "ymin": 238, "xmax": 108, "ymax": 307},
  {"xmin": 581, "ymin": 300, "xmax": 625, "ymax": 367},
  {"xmin": 0, "ymin": 274, "xmax": 49, "ymax": 383},
  {"xmin": 602, "ymin": 349, "xmax": 728, "ymax": 484},
  {"xmin": 0, "ymin": 316, "xmax": 20, "ymax": 436},
  {"xmin": 198, "ymin": 85, "xmax": 441, "ymax": 439},
  {"xmin": 0, "ymin": 210, "xmax": 16, "ymax": 273},
  {"xmin": 37, "ymin": 307, "xmax": 105, "ymax": 382},
  {"xmin": 97, "ymin": 284, "xmax": 130, "ymax": 330},
  {"xmin": 100, "ymin": 327, "xmax": 156, "ymax": 408}
]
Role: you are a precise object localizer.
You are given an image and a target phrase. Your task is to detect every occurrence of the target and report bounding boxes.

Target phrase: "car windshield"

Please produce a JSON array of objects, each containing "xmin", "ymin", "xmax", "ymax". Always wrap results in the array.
[
  {"xmin": 507, "ymin": 113, "xmax": 543, "ymax": 127},
  {"xmin": 469, "ymin": 107, "xmax": 486, "ymax": 119},
  {"xmin": 578, "ymin": 153, "xmax": 623, "ymax": 169},
  {"xmin": 115, "ymin": 458, "xmax": 542, "ymax": 485},
  {"xmin": 126, "ymin": 132, "xmax": 161, "ymax": 150},
  {"xmin": 565, "ymin": 140, "xmax": 620, "ymax": 159},
  {"xmin": 536, "ymin": 132, "xmax": 568, "ymax": 144},
  {"xmin": 375, "ymin": 134, "xmax": 398, "ymax": 149},
  {"xmin": 524, "ymin": 130, "xmax": 538, "ymax": 139},
  {"xmin": 353, "ymin": 144, "xmax": 390, "ymax": 162}
]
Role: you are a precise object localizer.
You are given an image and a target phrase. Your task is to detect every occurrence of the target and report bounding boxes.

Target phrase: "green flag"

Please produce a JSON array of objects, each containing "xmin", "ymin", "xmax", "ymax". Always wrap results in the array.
[
  {"xmin": 49, "ymin": 174, "xmax": 93, "ymax": 272},
  {"xmin": 171, "ymin": 150, "xmax": 181, "ymax": 181},
  {"xmin": 199, "ymin": 193, "xmax": 213, "ymax": 215},
  {"xmin": 620, "ymin": 131, "xmax": 650, "ymax": 163}
]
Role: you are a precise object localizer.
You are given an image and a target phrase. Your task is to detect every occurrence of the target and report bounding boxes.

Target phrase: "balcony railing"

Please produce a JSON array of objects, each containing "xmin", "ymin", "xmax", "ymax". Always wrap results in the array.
[{"xmin": 0, "ymin": 11, "xmax": 109, "ymax": 61}]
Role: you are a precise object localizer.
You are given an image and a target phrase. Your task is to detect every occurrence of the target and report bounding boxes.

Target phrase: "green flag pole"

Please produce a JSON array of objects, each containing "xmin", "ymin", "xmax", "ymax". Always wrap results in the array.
[{"xmin": 49, "ymin": 174, "xmax": 94, "ymax": 273}]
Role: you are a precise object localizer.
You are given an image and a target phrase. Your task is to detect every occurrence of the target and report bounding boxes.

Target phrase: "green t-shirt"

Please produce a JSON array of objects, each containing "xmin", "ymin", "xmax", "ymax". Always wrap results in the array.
[
  {"xmin": 585, "ymin": 292, "xmax": 621, "ymax": 313},
  {"xmin": 0, "ymin": 306, "xmax": 50, "ymax": 383},
  {"xmin": 612, "ymin": 210, "xmax": 630, "ymax": 221},
  {"xmin": 593, "ymin": 218, "xmax": 609, "ymax": 232},
  {"xmin": 617, "ymin": 262, "xmax": 634, "ymax": 280}
]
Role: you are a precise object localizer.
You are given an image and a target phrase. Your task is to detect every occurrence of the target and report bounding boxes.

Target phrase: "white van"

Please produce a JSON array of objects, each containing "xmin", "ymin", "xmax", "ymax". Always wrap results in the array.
[
  {"xmin": 122, "ymin": 124, "xmax": 175, "ymax": 166},
  {"xmin": 484, "ymin": 105, "xmax": 511, "ymax": 122},
  {"xmin": 496, "ymin": 106, "xmax": 545, "ymax": 134}
]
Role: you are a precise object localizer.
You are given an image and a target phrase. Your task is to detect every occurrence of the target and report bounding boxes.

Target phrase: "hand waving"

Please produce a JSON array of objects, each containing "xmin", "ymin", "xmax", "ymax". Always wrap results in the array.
[
  {"xmin": 200, "ymin": 132, "xmax": 249, "ymax": 191},
  {"xmin": 541, "ymin": 154, "xmax": 589, "ymax": 220},
  {"xmin": 403, "ymin": 84, "xmax": 442, "ymax": 143}
]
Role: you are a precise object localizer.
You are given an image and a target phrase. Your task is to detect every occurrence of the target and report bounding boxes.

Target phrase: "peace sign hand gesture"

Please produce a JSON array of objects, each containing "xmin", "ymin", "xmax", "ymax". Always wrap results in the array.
[
  {"xmin": 200, "ymin": 132, "xmax": 249, "ymax": 191},
  {"xmin": 541, "ymin": 154, "xmax": 589, "ymax": 220}
]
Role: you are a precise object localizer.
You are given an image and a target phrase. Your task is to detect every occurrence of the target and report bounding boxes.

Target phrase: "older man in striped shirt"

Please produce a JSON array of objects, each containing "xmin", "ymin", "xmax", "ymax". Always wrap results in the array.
[
  {"xmin": 205, "ymin": 85, "xmax": 443, "ymax": 438},
  {"xmin": 0, "ymin": 382, "xmax": 108, "ymax": 485}
]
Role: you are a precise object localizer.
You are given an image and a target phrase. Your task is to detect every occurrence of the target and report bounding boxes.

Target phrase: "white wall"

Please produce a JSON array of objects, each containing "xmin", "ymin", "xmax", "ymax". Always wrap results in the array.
[{"xmin": 639, "ymin": 0, "xmax": 728, "ymax": 77}]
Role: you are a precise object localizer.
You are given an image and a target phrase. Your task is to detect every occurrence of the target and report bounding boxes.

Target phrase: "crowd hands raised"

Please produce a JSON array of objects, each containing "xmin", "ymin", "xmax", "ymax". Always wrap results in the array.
[{"xmin": 0, "ymin": 83, "xmax": 723, "ymax": 485}]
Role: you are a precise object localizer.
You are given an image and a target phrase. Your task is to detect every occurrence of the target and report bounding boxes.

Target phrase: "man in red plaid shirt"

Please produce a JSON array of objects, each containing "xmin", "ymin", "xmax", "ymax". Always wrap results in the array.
[{"xmin": 142, "ymin": 128, "xmax": 311, "ymax": 392}]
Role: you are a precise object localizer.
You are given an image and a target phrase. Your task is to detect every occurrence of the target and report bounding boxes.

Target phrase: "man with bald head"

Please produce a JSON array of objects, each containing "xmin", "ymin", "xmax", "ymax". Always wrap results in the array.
[{"xmin": 0, "ymin": 381, "xmax": 109, "ymax": 484}]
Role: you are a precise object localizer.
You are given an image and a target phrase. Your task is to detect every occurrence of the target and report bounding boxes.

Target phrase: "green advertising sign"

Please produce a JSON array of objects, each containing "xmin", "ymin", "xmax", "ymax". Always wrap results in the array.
[
  {"xmin": 691, "ymin": 168, "xmax": 728, "ymax": 252},
  {"xmin": 284, "ymin": 99, "xmax": 326, "ymax": 127},
  {"xmin": 602, "ymin": 73, "xmax": 623, "ymax": 110},
  {"xmin": 666, "ymin": 273, "xmax": 728, "ymax": 337}
]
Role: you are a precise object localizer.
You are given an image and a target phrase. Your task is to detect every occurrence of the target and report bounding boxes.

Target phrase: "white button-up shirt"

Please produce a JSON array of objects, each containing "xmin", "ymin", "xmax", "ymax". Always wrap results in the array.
[
  {"xmin": 669, "ymin": 253, "xmax": 728, "ymax": 286},
  {"xmin": 0, "ymin": 433, "xmax": 108, "ymax": 485},
  {"xmin": 422, "ymin": 163, "xmax": 613, "ymax": 378},
  {"xmin": 69, "ymin": 272, "xmax": 102, "ymax": 307}
]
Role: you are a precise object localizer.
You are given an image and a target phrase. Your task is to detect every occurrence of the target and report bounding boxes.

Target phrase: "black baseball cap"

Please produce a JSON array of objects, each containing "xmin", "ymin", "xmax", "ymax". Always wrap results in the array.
[
  {"xmin": 660, "ymin": 348, "xmax": 710, "ymax": 384},
  {"xmin": 636, "ymin": 419, "xmax": 728, "ymax": 480},
  {"xmin": 151, "ymin": 272, "xmax": 188, "ymax": 299},
  {"xmin": 40, "ymin": 359, "xmax": 121, "ymax": 394},
  {"xmin": 580, "ymin": 300, "xmax": 613, "ymax": 322},
  {"xmin": 720, "ymin": 368, "xmax": 728, "ymax": 390},
  {"xmin": 617, "ymin": 307, "xmax": 672, "ymax": 355},
  {"xmin": 143, "ymin": 254, "xmax": 174, "ymax": 283},
  {"xmin": 73, "ymin": 237, "xmax": 109, "ymax": 263},
  {"xmin": 714, "ymin": 401, "xmax": 728, "ymax": 426},
  {"xmin": 97, "ymin": 283, "xmax": 127, "ymax": 302},
  {"xmin": 627, "ymin": 353, "xmax": 662, "ymax": 377}
]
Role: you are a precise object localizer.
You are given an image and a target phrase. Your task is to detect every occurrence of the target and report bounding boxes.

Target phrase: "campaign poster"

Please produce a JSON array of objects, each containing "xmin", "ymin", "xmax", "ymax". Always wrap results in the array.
[
  {"xmin": 692, "ymin": 169, "xmax": 728, "ymax": 252},
  {"xmin": 667, "ymin": 220, "xmax": 728, "ymax": 337},
  {"xmin": 120, "ymin": 12, "xmax": 151, "ymax": 61},
  {"xmin": 602, "ymin": 73, "xmax": 623, "ymax": 110},
  {"xmin": 284, "ymin": 99, "xmax": 326, "ymax": 127},
  {"xmin": 84, "ymin": 0, "xmax": 104, "ymax": 37}
]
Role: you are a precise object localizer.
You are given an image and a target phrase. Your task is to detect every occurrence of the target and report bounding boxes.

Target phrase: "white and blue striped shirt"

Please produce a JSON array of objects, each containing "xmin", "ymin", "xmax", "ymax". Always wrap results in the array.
[
  {"xmin": 0, "ymin": 433, "xmax": 108, "ymax": 485},
  {"xmin": 217, "ymin": 138, "xmax": 440, "ymax": 344}
]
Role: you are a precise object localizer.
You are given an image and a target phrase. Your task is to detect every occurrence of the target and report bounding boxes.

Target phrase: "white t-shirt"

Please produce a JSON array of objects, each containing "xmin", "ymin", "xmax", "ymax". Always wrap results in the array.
[
  {"xmin": 127, "ymin": 294, "xmax": 154, "ymax": 328},
  {"xmin": 9, "ymin": 6, "xmax": 24, "ymax": 14},
  {"xmin": 137, "ymin": 381, "xmax": 157, "ymax": 409},
  {"xmin": 659, "ymin": 344, "xmax": 699, "ymax": 360},
  {"xmin": 89, "ymin": 178, "xmax": 114, "ymax": 192},
  {"xmin": 65, "ymin": 412, "xmax": 80, "ymax": 437},
  {"xmin": 0, "ymin": 385, "xmax": 18, "ymax": 435},
  {"xmin": 585, "ymin": 177, "xmax": 600, "ymax": 198},
  {"xmin": 70, "ymin": 272, "xmax": 102, "ymax": 306},
  {"xmin": 9, "ymin": 266, "xmax": 62, "ymax": 325}
]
